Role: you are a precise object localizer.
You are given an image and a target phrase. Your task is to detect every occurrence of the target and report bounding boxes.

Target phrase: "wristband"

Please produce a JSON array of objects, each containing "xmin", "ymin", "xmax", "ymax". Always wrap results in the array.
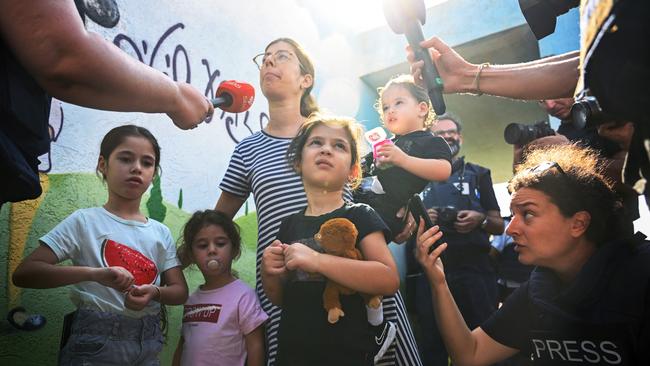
[{"xmin": 474, "ymin": 62, "xmax": 490, "ymax": 96}]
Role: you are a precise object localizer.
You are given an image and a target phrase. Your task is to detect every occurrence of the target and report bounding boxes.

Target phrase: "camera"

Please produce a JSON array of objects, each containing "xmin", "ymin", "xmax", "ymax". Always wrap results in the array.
[
  {"xmin": 570, "ymin": 91, "xmax": 621, "ymax": 130},
  {"xmin": 518, "ymin": 0, "xmax": 579, "ymax": 40},
  {"xmin": 503, "ymin": 120, "xmax": 555, "ymax": 145},
  {"xmin": 435, "ymin": 206, "xmax": 458, "ymax": 232}
]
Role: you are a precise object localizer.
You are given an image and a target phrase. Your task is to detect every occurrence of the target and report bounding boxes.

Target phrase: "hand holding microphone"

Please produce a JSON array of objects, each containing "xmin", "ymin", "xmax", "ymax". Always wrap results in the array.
[
  {"xmin": 211, "ymin": 80, "xmax": 255, "ymax": 113},
  {"xmin": 175, "ymin": 80, "xmax": 255, "ymax": 130},
  {"xmin": 383, "ymin": 0, "xmax": 446, "ymax": 114}
]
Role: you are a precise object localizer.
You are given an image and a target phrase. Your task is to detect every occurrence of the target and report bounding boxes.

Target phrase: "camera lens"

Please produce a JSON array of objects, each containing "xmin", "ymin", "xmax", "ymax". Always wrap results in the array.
[
  {"xmin": 571, "ymin": 96, "xmax": 603, "ymax": 130},
  {"xmin": 570, "ymin": 102, "xmax": 589, "ymax": 130},
  {"xmin": 504, "ymin": 123, "xmax": 531, "ymax": 145}
]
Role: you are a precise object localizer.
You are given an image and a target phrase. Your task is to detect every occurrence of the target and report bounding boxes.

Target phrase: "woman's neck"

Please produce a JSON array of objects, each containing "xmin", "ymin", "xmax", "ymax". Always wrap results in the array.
[
  {"xmin": 303, "ymin": 184, "xmax": 345, "ymax": 216},
  {"xmin": 103, "ymin": 195, "xmax": 146, "ymax": 222},
  {"xmin": 553, "ymin": 238, "xmax": 597, "ymax": 283},
  {"xmin": 201, "ymin": 271, "xmax": 236, "ymax": 291},
  {"xmin": 264, "ymin": 99, "xmax": 305, "ymax": 138}
]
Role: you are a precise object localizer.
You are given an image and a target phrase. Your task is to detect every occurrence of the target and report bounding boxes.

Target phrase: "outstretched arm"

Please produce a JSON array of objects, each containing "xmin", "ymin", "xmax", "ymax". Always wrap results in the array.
[
  {"xmin": 408, "ymin": 37, "xmax": 579, "ymax": 100},
  {"xmin": 0, "ymin": 0, "xmax": 212, "ymax": 129},
  {"xmin": 415, "ymin": 220, "xmax": 518, "ymax": 366}
]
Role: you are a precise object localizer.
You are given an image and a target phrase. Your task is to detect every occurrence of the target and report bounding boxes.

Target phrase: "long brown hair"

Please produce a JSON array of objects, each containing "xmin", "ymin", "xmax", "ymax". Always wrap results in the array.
[{"xmin": 265, "ymin": 38, "xmax": 319, "ymax": 117}]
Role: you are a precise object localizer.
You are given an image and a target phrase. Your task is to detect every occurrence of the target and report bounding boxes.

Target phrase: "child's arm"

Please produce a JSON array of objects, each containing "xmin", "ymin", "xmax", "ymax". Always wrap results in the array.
[
  {"xmin": 245, "ymin": 325, "xmax": 266, "ymax": 366},
  {"xmin": 172, "ymin": 336, "xmax": 184, "ymax": 366},
  {"xmin": 261, "ymin": 240, "xmax": 288, "ymax": 306},
  {"xmin": 13, "ymin": 244, "xmax": 134, "ymax": 291},
  {"xmin": 125, "ymin": 266, "xmax": 188, "ymax": 310},
  {"xmin": 377, "ymin": 143, "xmax": 451, "ymax": 181},
  {"xmin": 284, "ymin": 231, "xmax": 399, "ymax": 295}
]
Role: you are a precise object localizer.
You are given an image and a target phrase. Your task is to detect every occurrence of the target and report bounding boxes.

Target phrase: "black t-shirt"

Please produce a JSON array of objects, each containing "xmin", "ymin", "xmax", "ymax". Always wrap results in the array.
[
  {"xmin": 362, "ymin": 130, "xmax": 451, "ymax": 205},
  {"xmin": 275, "ymin": 202, "xmax": 390, "ymax": 366},
  {"xmin": 481, "ymin": 235, "xmax": 650, "ymax": 365},
  {"xmin": 1, "ymin": 39, "xmax": 52, "ymax": 204}
]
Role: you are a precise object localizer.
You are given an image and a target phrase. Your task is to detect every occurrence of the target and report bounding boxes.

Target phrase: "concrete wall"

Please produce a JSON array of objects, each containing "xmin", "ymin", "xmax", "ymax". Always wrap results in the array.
[{"xmin": 1, "ymin": 1, "xmax": 579, "ymax": 364}]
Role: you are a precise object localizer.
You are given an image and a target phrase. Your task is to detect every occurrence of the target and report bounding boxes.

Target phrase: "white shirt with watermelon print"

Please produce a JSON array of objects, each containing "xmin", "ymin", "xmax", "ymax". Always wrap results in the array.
[{"xmin": 40, "ymin": 207, "xmax": 180, "ymax": 317}]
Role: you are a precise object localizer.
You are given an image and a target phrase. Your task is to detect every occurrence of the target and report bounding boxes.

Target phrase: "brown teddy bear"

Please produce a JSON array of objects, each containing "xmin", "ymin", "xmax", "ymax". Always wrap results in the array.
[{"xmin": 314, "ymin": 217, "xmax": 382, "ymax": 324}]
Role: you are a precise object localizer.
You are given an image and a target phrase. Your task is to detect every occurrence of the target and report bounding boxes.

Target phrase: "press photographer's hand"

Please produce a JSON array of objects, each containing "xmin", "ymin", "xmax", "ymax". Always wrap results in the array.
[
  {"xmin": 415, "ymin": 218, "xmax": 447, "ymax": 284},
  {"xmin": 454, "ymin": 210, "xmax": 484, "ymax": 233}
]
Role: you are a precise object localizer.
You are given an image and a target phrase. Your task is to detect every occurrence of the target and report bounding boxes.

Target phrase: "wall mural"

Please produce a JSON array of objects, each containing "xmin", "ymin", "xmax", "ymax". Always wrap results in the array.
[{"xmin": 1, "ymin": 1, "xmax": 366, "ymax": 364}]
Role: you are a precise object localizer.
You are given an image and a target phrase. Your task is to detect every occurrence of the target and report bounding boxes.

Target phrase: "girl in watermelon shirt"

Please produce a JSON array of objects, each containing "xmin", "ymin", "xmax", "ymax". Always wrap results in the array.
[{"xmin": 13, "ymin": 125, "xmax": 188, "ymax": 365}]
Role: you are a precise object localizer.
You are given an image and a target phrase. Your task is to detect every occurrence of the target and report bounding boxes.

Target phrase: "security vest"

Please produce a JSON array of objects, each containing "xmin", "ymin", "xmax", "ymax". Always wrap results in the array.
[{"xmin": 422, "ymin": 157, "xmax": 493, "ymax": 268}]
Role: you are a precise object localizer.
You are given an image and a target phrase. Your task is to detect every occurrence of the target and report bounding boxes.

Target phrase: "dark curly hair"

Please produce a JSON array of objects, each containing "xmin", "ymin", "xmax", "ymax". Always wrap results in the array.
[
  {"xmin": 508, "ymin": 144, "xmax": 624, "ymax": 245},
  {"xmin": 177, "ymin": 210, "xmax": 242, "ymax": 268}
]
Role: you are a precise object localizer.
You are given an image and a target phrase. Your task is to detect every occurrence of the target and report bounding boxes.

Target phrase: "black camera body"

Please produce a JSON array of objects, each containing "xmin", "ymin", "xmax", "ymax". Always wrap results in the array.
[
  {"xmin": 519, "ymin": 0, "xmax": 579, "ymax": 40},
  {"xmin": 504, "ymin": 120, "xmax": 555, "ymax": 145},
  {"xmin": 435, "ymin": 206, "xmax": 458, "ymax": 232},
  {"xmin": 570, "ymin": 91, "xmax": 622, "ymax": 130}
]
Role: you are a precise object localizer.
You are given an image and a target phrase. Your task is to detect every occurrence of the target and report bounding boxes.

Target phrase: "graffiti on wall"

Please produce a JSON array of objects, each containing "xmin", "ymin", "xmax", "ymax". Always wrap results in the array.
[{"xmin": 113, "ymin": 22, "xmax": 267, "ymax": 144}]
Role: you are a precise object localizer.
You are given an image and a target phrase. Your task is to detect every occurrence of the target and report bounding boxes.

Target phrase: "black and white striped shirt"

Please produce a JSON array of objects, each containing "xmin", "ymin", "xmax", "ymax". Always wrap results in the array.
[{"xmin": 220, "ymin": 130, "xmax": 422, "ymax": 366}]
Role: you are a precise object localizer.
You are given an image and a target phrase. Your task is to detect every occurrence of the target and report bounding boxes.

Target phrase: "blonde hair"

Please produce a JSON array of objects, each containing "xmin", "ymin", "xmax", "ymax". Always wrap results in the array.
[
  {"xmin": 287, "ymin": 113, "xmax": 363, "ymax": 189},
  {"xmin": 375, "ymin": 74, "xmax": 436, "ymax": 129}
]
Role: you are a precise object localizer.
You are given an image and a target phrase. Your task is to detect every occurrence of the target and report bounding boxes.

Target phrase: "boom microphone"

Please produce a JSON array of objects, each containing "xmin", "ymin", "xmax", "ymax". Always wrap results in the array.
[
  {"xmin": 383, "ymin": 0, "xmax": 446, "ymax": 114},
  {"xmin": 211, "ymin": 80, "xmax": 255, "ymax": 113}
]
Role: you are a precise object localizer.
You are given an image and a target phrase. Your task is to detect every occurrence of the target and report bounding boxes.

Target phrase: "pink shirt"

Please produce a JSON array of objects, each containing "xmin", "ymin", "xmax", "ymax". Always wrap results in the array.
[{"xmin": 181, "ymin": 279, "xmax": 268, "ymax": 366}]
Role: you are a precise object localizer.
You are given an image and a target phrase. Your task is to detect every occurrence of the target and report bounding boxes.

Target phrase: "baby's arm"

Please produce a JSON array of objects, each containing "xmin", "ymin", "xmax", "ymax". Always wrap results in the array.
[
  {"xmin": 245, "ymin": 325, "xmax": 266, "ymax": 366},
  {"xmin": 284, "ymin": 231, "xmax": 399, "ymax": 295},
  {"xmin": 125, "ymin": 266, "xmax": 188, "ymax": 310},
  {"xmin": 376, "ymin": 143, "xmax": 451, "ymax": 181},
  {"xmin": 261, "ymin": 240, "xmax": 288, "ymax": 306},
  {"xmin": 13, "ymin": 244, "xmax": 134, "ymax": 291}
]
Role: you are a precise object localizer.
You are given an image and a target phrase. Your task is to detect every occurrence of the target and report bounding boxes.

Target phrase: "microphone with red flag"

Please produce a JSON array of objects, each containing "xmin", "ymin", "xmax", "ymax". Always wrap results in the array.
[{"xmin": 211, "ymin": 80, "xmax": 255, "ymax": 113}]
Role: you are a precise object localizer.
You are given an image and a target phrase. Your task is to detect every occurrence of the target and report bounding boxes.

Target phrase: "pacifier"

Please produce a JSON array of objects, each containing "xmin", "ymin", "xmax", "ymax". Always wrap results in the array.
[{"xmin": 207, "ymin": 259, "xmax": 220, "ymax": 270}]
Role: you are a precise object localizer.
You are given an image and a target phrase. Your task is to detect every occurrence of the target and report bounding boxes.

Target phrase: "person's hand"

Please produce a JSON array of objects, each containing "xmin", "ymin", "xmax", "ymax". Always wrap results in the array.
[
  {"xmin": 414, "ymin": 218, "xmax": 447, "ymax": 285},
  {"xmin": 376, "ymin": 143, "xmax": 408, "ymax": 168},
  {"xmin": 454, "ymin": 210, "xmax": 484, "ymax": 233},
  {"xmin": 597, "ymin": 121, "xmax": 634, "ymax": 150},
  {"xmin": 167, "ymin": 82, "xmax": 214, "ymax": 130},
  {"xmin": 427, "ymin": 208, "xmax": 439, "ymax": 224},
  {"xmin": 262, "ymin": 240, "xmax": 288, "ymax": 278},
  {"xmin": 394, "ymin": 207, "xmax": 415, "ymax": 244},
  {"xmin": 92, "ymin": 266, "xmax": 134, "ymax": 292},
  {"xmin": 283, "ymin": 243, "xmax": 320, "ymax": 273},
  {"xmin": 406, "ymin": 36, "xmax": 474, "ymax": 93},
  {"xmin": 124, "ymin": 284, "xmax": 157, "ymax": 310}
]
